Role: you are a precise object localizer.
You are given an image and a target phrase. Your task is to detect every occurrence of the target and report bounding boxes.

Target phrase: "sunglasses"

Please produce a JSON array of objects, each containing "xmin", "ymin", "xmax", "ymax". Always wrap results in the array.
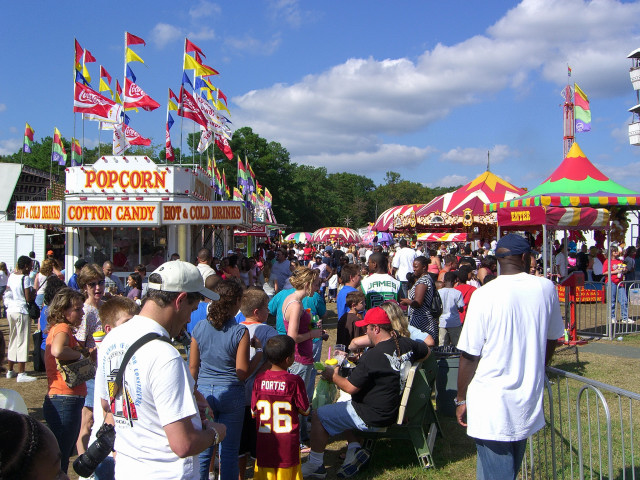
[{"xmin": 88, "ymin": 280, "xmax": 106, "ymax": 288}]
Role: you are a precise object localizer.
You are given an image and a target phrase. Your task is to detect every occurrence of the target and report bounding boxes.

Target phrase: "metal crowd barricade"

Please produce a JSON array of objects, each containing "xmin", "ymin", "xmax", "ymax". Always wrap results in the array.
[
  {"xmin": 558, "ymin": 279, "xmax": 640, "ymax": 339},
  {"xmin": 520, "ymin": 366, "xmax": 640, "ymax": 479},
  {"xmin": 557, "ymin": 281, "xmax": 609, "ymax": 338}
]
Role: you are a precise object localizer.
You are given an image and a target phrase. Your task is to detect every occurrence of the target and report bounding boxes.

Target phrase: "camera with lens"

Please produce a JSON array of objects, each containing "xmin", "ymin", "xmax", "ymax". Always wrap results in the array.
[{"xmin": 73, "ymin": 423, "xmax": 116, "ymax": 477}]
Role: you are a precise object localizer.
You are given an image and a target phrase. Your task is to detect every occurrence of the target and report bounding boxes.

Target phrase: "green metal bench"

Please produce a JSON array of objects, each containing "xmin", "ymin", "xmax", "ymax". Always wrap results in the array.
[{"xmin": 361, "ymin": 354, "xmax": 441, "ymax": 468}]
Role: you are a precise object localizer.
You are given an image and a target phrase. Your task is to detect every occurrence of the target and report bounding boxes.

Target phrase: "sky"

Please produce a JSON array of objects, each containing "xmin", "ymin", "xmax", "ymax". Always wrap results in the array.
[{"xmin": 2, "ymin": 0, "xmax": 640, "ymax": 192}]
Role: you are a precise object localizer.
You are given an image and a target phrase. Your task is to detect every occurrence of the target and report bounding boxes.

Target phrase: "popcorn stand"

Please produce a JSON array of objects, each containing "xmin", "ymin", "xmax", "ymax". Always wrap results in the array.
[{"xmin": 15, "ymin": 156, "xmax": 251, "ymax": 280}]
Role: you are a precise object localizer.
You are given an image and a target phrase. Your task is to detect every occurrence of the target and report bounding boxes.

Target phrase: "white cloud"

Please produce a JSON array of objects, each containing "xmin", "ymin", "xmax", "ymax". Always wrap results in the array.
[
  {"xmin": 0, "ymin": 104, "xmax": 6, "ymax": 112},
  {"xmin": 425, "ymin": 174, "xmax": 470, "ymax": 188},
  {"xmin": 439, "ymin": 145, "xmax": 517, "ymax": 166},
  {"xmin": 9, "ymin": 126, "xmax": 17, "ymax": 134},
  {"xmin": 150, "ymin": 23, "xmax": 183, "ymax": 49},
  {"xmin": 234, "ymin": 0, "xmax": 640, "ymax": 174},
  {"xmin": 295, "ymin": 144, "xmax": 436, "ymax": 173},
  {"xmin": 225, "ymin": 34, "xmax": 281, "ymax": 55},
  {"xmin": 188, "ymin": 0, "xmax": 220, "ymax": 19},
  {"xmin": 188, "ymin": 27, "xmax": 215, "ymax": 41},
  {"xmin": 0, "ymin": 138, "xmax": 21, "ymax": 156},
  {"xmin": 268, "ymin": 0, "xmax": 308, "ymax": 28}
]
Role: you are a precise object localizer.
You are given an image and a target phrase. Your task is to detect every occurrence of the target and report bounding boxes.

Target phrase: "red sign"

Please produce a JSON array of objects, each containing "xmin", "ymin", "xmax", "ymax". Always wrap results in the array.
[{"xmin": 497, "ymin": 206, "xmax": 547, "ymax": 227}]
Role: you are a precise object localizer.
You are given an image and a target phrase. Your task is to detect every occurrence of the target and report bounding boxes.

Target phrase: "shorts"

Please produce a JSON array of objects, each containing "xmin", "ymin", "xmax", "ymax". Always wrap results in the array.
[
  {"xmin": 239, "ymin": 406, "xmax": 257, "ymax": 458},
  {"xmin": 254, "ymin": 463, "xmax": 302, "ymax": 480},
  {"xmin": 316, "ymin": 400, "xmax": 385, "ymax": 437}
]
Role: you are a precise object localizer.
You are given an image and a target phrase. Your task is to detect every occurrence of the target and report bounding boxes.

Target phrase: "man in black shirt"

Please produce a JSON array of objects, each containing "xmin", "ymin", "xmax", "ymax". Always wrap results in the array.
[{"xmin": 301, "ymin": 307, "xmax": 429, "ymax": 479}]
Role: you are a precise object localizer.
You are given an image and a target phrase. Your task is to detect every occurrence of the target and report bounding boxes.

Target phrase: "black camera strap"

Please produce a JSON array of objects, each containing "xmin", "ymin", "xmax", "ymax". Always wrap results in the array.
[{"xmin": 113, "ymin": 333, "xmax": 173, "ymax": 397}]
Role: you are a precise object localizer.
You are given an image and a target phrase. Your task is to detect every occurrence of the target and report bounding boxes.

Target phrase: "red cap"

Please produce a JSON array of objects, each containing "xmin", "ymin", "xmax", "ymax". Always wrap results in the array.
[
  {"xmin": 355, "ymin": 307, "xmax": 391, "ymax": 328},
  {"xmin": 47, "ymin": 250, "xmax": 54, "ymax": 256}
]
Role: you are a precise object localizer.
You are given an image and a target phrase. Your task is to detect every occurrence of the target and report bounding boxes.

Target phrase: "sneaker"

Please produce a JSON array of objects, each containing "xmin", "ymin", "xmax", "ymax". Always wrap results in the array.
[
  {"xmin": 16, "ymin": 373, "xmax": 37, "ymax": 383},
  {"xmin": 624, "ymin": 319, "xmax": 636, "ymax": 324},
  {"xmin": 6, "ymin": 370, "xmax": 16, "ymax": 379},
  {"xmin": 337, "ymin": 448, "xmax": 371, "ymax": 478},
  {"xmin": 301, "ymin": 460, "xmax": 327, "ymax": 479}
]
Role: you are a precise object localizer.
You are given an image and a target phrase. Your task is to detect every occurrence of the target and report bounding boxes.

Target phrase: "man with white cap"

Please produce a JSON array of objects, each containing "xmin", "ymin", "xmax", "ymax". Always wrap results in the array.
[
  {"xmin": 455, "ymin": 234, "xmax": 564, "ymax": 480},
  {"xmin": 98, "ymin": 261, "xmax": 226, "ymax": 479}
]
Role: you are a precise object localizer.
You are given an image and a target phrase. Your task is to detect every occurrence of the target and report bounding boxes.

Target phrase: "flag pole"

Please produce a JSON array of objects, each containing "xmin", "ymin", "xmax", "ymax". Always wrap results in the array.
[
  {"xmin": 179, "ymin": 37, "xmax": 186, "ymax": 165},
  {"xmin": 121, "ymin": 31, "xmax": 128, "ymax": 156},
  {"xmin": 20, "ymin": 125, "xmax": 24, "ymax": 167},
  {"xmin": 192, "ymin": 66, "xmax": 197, "ymax": 167},
  {"xmin": 49, "ymin": 130, "xmax": 54, "ymax": 189}
]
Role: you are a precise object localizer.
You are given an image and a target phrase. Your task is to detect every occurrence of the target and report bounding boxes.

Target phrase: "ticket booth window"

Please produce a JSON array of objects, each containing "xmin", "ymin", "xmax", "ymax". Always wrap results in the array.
[
  {"xmin": 83, "ymin": 228, "xmax": 113, "ymax": 266},
  {"xmin": 142, "ymin": 227, "xmax": 168, "ymax": 270}
]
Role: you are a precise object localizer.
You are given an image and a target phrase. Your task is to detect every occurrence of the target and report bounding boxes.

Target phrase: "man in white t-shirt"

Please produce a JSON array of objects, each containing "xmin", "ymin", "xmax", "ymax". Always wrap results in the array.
[
  {"xmin": 456, "ymin": 234, "xmax": 563, "ymax": 480},
  {"xmin": 98, "ymin": 261, "xmax": 226, "ymax": 480},
  {"xmin": 392, "ymin": 238, "xmax": 417, "ymax": 298},
  {"xmin": 196, "ymin": 248, "xmax": 216, "ymax": 283},
  {"xmin": 270, "ymin": 248, "xmax": 291, "ymax": 293},
  {"xmin": 554, "ymin": 250, "xmax": 568, "ymax": 278}
]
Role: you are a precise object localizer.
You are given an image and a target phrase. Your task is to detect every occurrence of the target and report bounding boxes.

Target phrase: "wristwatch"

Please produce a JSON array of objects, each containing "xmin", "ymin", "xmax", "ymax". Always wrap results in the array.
[{"xmin": 454, "ymin": 398, "xmax": 466, "ymax": 407}]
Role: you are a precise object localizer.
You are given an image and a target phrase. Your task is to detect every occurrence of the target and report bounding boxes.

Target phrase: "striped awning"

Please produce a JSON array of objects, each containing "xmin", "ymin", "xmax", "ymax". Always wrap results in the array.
[{"xmin": 416, "ymin": 232, "xmax": 467, "ymax": 242}]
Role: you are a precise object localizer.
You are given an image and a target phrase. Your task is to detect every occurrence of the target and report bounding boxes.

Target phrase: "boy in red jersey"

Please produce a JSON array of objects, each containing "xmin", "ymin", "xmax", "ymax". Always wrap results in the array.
[{"xmin": 252, "ymin": 335, "xmax": 310, "ymax": 479}]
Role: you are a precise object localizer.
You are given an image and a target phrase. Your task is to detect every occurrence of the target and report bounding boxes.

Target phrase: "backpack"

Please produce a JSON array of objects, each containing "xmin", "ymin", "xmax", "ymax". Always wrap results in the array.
[{"xmin": 428, "ymin": 288, "xmax": 443, "ymax": 319}]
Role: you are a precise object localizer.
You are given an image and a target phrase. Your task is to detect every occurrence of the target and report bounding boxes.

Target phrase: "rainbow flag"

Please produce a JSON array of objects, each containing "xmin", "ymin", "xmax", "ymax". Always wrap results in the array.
[
  {"xmin": 71, "ymin": 138, "xmax": 82, "ymax": 166},
  {"xmin": 23, "ymin": 123, "xmax": 34, "ymax": 153},
  {"xmin": 52, "ymin": 128, "xmax": 67, "ymax": 165},
  {"xmin": 264, "ymin": 187, "xmax": 272, "ymax": 208},
  {"xmin": 237, "ymin": 155, "xmax": 249, "ymax": 188},
  {"xmin": 574, "ymin": 83, "xmax": 591, "ymax": 133},
  {"xmin": 233, "ymin": 187, "xmax": 243, "ymax": 202}
]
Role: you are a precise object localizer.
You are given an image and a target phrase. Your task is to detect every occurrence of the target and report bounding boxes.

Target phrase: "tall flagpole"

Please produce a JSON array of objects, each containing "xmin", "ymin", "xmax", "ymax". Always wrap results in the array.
[
  {"xmin": 192, "ymin": 62, "xmax": 197, "ymax": 167},
  {"xmin": 178, "ymin": 38, "xmax": 186, "ymax": 165},
  {"xmin": 49, "ymin": 130, "xmax": 54, "ymax": 189}
]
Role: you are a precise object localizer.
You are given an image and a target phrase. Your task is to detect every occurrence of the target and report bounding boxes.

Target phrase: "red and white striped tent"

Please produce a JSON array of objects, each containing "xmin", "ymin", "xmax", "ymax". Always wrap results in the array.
[
  {"xmin": 416, "ymin": 171, "xmax": 525, "ymax": 226},
  {"xmin": 372, "ymin": 204, "xmax": 425, "ymax": 232},
  {"xmin": 311, "ymin": 227, "xmax": 362, "ymax": 244}
]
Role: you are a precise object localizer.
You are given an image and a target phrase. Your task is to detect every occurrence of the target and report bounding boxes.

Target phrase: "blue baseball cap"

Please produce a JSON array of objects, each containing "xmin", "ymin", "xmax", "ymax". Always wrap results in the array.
[{"xmin": 495, "ymin": 234, "xmax": 531, "ymax": 258}]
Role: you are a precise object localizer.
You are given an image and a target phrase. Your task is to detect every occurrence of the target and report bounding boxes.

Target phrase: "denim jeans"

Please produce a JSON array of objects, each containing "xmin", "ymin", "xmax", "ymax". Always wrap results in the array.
[
  {"xmin": 400, "ymin": 281, "xmax": 409, "ymax": 299},
  {"xmin": 289, "ymin": 361, "xmax": 315, "ymax": 443},
  {"xmin": 476, "ymin": 438, "xmax": 527, "ymax": 480},
  {"xmin": 43, "ymin": 394, "xmax": 85, "ymax": 473},
  {"xmin": 94, "ymin": 456, "xmax": 115, "ymax": 480},
  {"xmin": 197, "ymin": 383, "xmax": 245, "ymax": 480},
  {"xmin": 610, "ymin": 282, "xmax": 628, "ymax": 320}
]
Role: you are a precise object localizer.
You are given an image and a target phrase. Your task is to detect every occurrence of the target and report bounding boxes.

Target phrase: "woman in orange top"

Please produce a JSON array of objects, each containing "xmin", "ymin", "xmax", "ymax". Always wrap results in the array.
[{"xmin": 42, "ymin": 287, "xmax": 88, "ymax": 474}]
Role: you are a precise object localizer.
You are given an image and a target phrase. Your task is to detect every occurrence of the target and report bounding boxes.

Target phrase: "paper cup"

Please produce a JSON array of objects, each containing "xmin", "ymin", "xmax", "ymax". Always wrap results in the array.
[{"xmin": 93, "ymin": 331, "xmax": 106, "ymax": 346}]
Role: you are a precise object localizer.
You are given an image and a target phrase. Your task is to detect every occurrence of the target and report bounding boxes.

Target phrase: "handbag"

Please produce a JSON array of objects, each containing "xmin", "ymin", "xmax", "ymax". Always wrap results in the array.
[
  {"xmin": 56, "ymin": 355, "xmax": 96, "ymax": 388},
  {"xmin": 22, "ymin": 276, "xmax": 40, "ymax": 320},
  {"xmin": 32, "ymin": 330, "xmax": 46, "ymax": 372}
]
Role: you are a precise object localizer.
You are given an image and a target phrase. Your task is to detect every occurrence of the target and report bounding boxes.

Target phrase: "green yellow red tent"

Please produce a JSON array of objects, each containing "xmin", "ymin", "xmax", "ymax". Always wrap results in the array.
[{"xmin": 484, "ymin": 142, "xmax": 640, "ymax": 212}]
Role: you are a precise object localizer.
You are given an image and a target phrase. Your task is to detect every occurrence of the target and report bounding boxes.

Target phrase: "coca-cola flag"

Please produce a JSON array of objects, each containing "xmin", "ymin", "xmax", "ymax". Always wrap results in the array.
[
  {"xmin": 123, "ymin": 124, "xmax": 151, "ymax": 146},
  {"xmin": 178, "ymin": 86, "xmax": 208, "ymax": 128},
  {"xmin": 74, "ymin": 82, "xmax": 118, "ymax": 118},
  {"xmin": 215, "ymin": 134, "xmax": 233, "ymax": 160},
  {"xmin": 166, "ymin": 124, "xmax": 175, "ymax": 162},
  {"xmin": 123, "ymin": 78, "xmax": 160, "ymax": 111}
]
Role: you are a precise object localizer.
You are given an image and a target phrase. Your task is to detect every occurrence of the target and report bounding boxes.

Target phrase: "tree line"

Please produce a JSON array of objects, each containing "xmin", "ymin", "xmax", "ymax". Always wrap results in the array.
[{"xmin": 1, "ymin": 126, "xmax": 456, "ymax": 232}]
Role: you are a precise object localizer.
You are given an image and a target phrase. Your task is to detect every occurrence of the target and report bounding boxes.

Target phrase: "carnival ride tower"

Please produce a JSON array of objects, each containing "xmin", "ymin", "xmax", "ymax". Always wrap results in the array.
[
  {"xmin": 627, "ymin": 48, "xmax": 640, "ymax": 145},
  {"xmin": 562, "ymin": 84, "xmax": 575, "ymax": 158}
]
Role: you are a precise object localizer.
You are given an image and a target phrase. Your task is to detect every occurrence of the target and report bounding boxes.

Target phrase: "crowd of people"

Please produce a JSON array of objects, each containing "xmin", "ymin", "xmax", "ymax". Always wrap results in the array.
[{"xmin": 0, "ymin": 233, "xmax": 630, "ymax": 480}]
